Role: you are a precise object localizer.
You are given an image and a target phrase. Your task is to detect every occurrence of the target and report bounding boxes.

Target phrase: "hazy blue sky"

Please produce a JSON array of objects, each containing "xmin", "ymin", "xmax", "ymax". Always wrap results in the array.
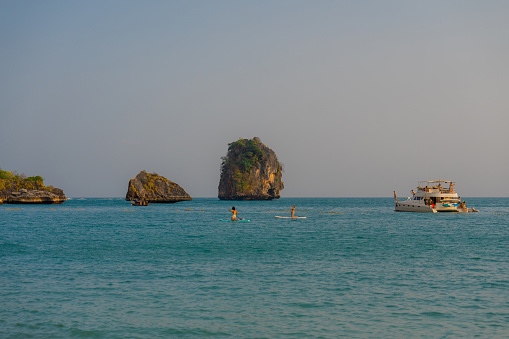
[{"xmin": 1, "ymin": 1, "xmax": 508, "ymax": 197}]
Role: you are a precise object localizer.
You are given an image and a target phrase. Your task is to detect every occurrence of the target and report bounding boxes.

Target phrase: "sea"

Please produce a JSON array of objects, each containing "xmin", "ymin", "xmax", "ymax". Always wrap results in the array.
[{"xmin": 1, "ymin": 197, "xmax": 508, "ymax": 338}]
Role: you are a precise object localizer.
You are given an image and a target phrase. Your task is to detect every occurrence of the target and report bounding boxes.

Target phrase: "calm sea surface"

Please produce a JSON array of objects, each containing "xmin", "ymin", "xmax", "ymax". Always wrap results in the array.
[{"xmin": 1, "ymin": 198, "xmax": 508, "ymax": 338}]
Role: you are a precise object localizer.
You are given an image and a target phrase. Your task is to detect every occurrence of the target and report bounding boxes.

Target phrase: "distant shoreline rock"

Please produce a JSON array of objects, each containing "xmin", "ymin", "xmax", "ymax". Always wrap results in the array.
[
  {"xmin": 6, "ymin": 188, "xmax": 67, "ymax": 204},
  {"xmin": 125, "ymin": 171, "xmax": 192, "ymax": 203},
  {"xmin": 0, "ymin": 169, "xmax": 67, "ymax": 204},
  {"xmin": 218, "ymin": 137, "xmax": 284, "ymax": 200}
]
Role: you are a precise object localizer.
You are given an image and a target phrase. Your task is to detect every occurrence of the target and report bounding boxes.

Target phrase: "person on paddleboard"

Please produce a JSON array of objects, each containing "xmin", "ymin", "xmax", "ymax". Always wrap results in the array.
[
  {"xmin": 291, "ymin": 205, "xmax": 296, "ymax": 218},
  {"xmin": 229, "ymin": 206, "xmax": 238, "ymax": 221}
]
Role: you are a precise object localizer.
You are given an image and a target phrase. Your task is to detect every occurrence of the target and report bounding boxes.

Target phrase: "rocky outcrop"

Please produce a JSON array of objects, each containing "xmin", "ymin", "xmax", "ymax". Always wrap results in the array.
[
  {"xmin": 6, "ymin": 188, "xmax": 67, "ymax": 204},
  {"xmin": 125, "ymin": 171, "xmax": 192, "ymax": 203},
  {"xmin": 0, "ymin": 170, "xmax": 66, "ymax": 204},
  {"xmin": 218, "ymin": 137, "xmax": 284, "ymax": 200}
]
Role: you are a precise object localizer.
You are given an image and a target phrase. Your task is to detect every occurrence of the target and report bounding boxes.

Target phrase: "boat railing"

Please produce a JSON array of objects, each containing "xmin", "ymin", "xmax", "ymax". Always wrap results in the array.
[{"xmin": 417, "ymin": 186, "xmax": 455, "ymax": 194}]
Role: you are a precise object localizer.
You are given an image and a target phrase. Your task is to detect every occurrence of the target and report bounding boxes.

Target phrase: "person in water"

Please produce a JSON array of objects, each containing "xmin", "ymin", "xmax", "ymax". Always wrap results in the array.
[
  {"xmin": 291, "ymin": 205, "xmax": 296, "ymax": 218},
  {"xmin": 229, "ymin": 206, "xmax": 238, "ymax": 221}
]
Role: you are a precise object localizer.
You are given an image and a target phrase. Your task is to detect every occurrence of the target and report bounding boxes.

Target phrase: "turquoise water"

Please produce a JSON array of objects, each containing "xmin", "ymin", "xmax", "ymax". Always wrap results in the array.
[{"xmin": 1, "ymin": 198, "xmax": 508, "ymax": 338}]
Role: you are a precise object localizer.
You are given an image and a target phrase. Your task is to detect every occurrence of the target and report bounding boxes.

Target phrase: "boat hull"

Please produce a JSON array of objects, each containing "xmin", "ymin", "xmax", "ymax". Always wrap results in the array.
[{"xmin": 394, "ymin": 201, "xmax": 436, "ymax": 213}]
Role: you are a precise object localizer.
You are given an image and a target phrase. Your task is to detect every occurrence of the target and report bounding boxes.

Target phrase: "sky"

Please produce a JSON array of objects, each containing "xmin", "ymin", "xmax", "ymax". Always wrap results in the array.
[{"xmin": 1, "ymin": 1, "xmax": 508, "ymax": 197}]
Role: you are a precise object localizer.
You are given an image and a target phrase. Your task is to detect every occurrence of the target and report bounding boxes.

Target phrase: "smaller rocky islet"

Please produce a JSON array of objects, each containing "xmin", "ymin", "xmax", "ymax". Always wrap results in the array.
[
  {"xmin": 125, "ymin": 171, "xmax": 192, "ymax": 203},
  {"xmin": 0, "ymin": 169, "xmax": 66, "ymax": 204}
]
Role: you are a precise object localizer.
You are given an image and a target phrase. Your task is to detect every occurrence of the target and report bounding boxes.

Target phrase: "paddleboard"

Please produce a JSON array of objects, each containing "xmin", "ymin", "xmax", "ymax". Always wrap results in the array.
[
  {"xmin": 275, "ymin": 216, "xmax": 307, "ymax": 219},
  {"xmin": 219, "ymin": 219, "xmax": 251, "ymax": 222}
]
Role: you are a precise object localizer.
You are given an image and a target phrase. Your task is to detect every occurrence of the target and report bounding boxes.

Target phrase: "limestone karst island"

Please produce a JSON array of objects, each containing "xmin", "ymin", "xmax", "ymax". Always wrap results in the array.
[
  {"xmin": 218, "ymin": 137, "xmax": 284, "ymax": 200},
  {"xmin": 0, "ymin": 169, "xmax": 67, "ymax": 204},
  {"xmin": 126, "ymin": 171, "xmax": 192, "ymax": 203}
]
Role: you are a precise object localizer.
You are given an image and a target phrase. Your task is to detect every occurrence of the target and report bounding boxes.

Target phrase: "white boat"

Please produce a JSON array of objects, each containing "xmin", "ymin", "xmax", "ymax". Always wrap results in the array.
[{"xmin": 394, "ymin": 180, "xmax": 477, "ymax": 213}]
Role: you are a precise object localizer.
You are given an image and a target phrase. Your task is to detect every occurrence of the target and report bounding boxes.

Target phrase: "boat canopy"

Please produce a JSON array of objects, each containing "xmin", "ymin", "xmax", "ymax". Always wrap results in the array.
[{"xmin": 417, "ymin": 180, "xmax": 455, "ymax": 193}]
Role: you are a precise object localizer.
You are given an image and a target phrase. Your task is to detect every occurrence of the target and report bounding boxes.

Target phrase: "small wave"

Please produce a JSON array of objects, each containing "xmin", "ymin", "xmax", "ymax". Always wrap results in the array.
[
  {"xmin": 289, "ymin": 301, "xmax": 323, "ymax": 309},
  {"xmin": 70, "ymin": 327, "xmax": 107, "ymax": 337},
  {"xmin": 0, "ymin": 242, "xmax": 29, "ymax": 254},
  {"xmin": 161, "ymin": 327, "xmax": 231, "ymax": 336},
  {"xmin": 420, "ymin": 311, "xmax": 451, "ymax": 318}
]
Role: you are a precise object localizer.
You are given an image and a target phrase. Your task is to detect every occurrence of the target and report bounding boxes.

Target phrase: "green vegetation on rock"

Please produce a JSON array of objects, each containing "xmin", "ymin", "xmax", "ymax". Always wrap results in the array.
[
  {"xmin": 221, "ymin": 137, "xmax": 267, "ymax": 172},
  {"xmin": 220, "ymin": 137, "xmax": 268, "ymax": 191},
  {"xmin": 0, "ymin": 169, "xmax": 46, "ymax": 191}
]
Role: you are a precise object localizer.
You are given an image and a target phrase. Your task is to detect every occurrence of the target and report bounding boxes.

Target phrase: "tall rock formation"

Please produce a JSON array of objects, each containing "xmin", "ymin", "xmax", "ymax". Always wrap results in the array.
[
  {"xmin": 126, "ymin": 171, "xmax": 192, "ymax": 203},
  {"xmin": 218, "ymin": 137, "xmax": 284, "ymax": 200}
]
